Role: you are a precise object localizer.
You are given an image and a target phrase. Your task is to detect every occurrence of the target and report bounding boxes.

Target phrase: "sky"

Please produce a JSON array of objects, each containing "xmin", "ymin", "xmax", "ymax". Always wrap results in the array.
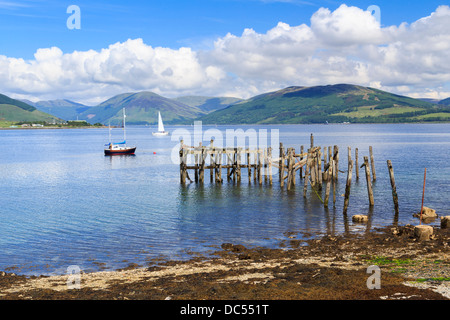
[{"xmin": 0, "ymin": 0, "xmax": 449, "ymax": 105}]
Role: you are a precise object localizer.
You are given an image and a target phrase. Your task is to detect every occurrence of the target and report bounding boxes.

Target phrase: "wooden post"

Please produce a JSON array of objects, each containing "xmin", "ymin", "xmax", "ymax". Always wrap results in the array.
[
  {"xmin": 322, "ymin": 147, "xmax": 328, "ymax": 182},
  {"xmin": 247, "ymin": 149, "xmax": 251, "ymax": 183},
  {"xmin": 369, "ymin": 146, "xmax": 376, "ymax": 181},
  {"xmin": 299, "ymin": 145, "xmax": 304, "ymax": 179},
  {"xmin": 194, "ymin": 145, "xmax": 199, "ymax": 183},
  {"xmin": 343, "ymin": 160, "xmax": 354, "ymax": 215},
  {"xmin": 317, "ymin": 149, "xmax": 322, "ymax": 190},
  {"xmin": 199, "ymin": 144, "xmax": 205, "ymax": 183},
  {"xmin": 310, "ymin": 133, "xmax": 314, "ymax": 148},
  {"xmin": 332, "ymin": 159, "xmax": 336, "ymax": 206},
  {"xmin": 264, "ymin": 148, "xmax": 268, "ymax": 183},
  {"xmin": 363, "ymin": 156, "xmax": 375, "ymax": 206},
  {"xmin": 210, "ymin": 140, "xmax": 214, "ymax": 182},
  {"xmin": 280, "ymin": 146, "xmax": 285, "ymax": 188},
  {"xmin": 258, "ymin": 149, "xmax": 263, "ymax": 185},
  {"xmin": 387, "ymin": 160, "xmax": 399, "ymax": 215},
  {"xmin": 355, "ymin": 148, "xmax": 359, "ymax": 181},
  {"xmin": 324, "ymin": 157, "xmax": 333, "ymax": 207},
  {"xmin": 236, "ymin": 148, "xmax": 241, "ymax": 182},
  {"xmin": 180, "ymin": 140, "xmax": 186, "ymax": 184},
  {"xmin": 268, "ymin": 147, "xmax": 273, "ymax": 185},
  {"xmin": 334, "ymin": 145, "xmax": 339, "ymax": 181},
  {"xmin": 303, "ymin": 154, "xmax": 310, "ymax": 197},
  {"xmin": 279, "ymin": 143, "xmax": 284, "ymax": 181},
  {"xmin": 287, "ymin": 149, "xmax": 293, "ymax": 191}
]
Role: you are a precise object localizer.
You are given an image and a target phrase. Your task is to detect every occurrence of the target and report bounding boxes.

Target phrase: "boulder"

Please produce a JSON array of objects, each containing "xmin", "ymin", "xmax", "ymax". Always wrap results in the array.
[
  {"xmin": 414, "ymin": 225, "xmax": 433, "ymax": 241},
  {"xmin": 352, "ymin": 215, "xmax": 368, "ymax": 223},
  {"xmin": 413, "ymin": 207, "xmax": 437, "ymax": 220},
  {"xmin": 441, "ymin": 216, "xmax": 450, "ymax": 229}
]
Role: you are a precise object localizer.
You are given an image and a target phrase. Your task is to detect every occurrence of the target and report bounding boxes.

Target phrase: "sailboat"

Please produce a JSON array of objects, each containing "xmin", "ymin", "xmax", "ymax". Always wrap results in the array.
[
  {"xmin": 104, "ymin": 108, "xmax": 136, "ymax": 155},
  {"xmin": 152, "ymin": 111, "xmax": 169, "ymax": 136}
]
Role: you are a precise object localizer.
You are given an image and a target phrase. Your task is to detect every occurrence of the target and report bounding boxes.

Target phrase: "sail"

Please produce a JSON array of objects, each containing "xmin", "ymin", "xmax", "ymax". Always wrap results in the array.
[{"xmin": 157, "ymin": 112, "xmax": 165, "ymax": 132}]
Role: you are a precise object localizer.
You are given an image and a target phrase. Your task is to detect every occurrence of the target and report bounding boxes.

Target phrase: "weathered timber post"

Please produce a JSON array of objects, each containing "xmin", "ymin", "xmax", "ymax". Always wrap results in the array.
[
  {"xmin": 310, "ymin": 133, "xmax": 314, "ymax": 148},
  {"xmin": 218, "ymin": 151, "xmax": 223, "ymax": 183},
  {"xmin": 343, "ymin": 159, "xmax": 354, "ymax": 215},
  {"xmin": 332, "ymin": 159, "xmax": 336, "ymax": 206},
  {"xmin": 355, "ymin": 148, "xmax": 359, "ymax": 181},
  {"xmin": 194, "ymin": 143, "xmax": 200, "ymax": 183},
  {"xmin": 268, "ymin": 147, "xmax": 273, "ymax": 185},
  {"xmin": 210, "ymin": 139, "xmax": 214, "ymax": 182},
  {"xmin": 287, "ymin": 149, "xmax": 294, "ymax": 191},
  {"xmin": 258, "ymin": 149, "xmax": 263, "ymax": 185},
  {"xmin": 199, "ymin": 144, "xmax": 205, "ymax": 183},
  {"xmin": 264, "ymin": 148, "xmax": 268, "ymax": 183},
  {"xmin": 247, "ymin": 149, "xmax": 251, "ymax": 183},
  {"xmin": 363, "ymin": 156, "xmax": 375, "ymax": 206},
  {"xmin": 369, "ymin": 146, "xmax": 376, "ymax": 181},
  {"xmin": 180, "ymin": 140, "xmax": 186, "ymax": 184},
  {"xmin": 280, "ymin": 146, "xmax": 286, "ymax": 188},
  {"xmin": 322, "ymin": 147, "xmax": 328, "ymax": 182},
  {"xmin": 236, "ymin": 148, "xmax": 241, "ymax": 182},
  {"xmin": 279, "ymin": 143, "xmax": 284, "ymax": 182},
  {"xmin": 333, "ymin": 145, "xmax": 339, "ymax": 181},
  {"xmin": 324, "ymin": 157, "xmax": 333, "ymax": 207},
  {"xmin": 317, "ymin": 149, "xmax": 322, "ymax": 190},
  {"xmin": 303, "ymin": 154, "xmax": 310, "ymax": 197},
  {"xmin": 387, "ymin": 160, "xmax": 399, "ymax": 215},
  {"xmin": 299, "ymin": 145, "xmax": 304, "ymax": 179}
]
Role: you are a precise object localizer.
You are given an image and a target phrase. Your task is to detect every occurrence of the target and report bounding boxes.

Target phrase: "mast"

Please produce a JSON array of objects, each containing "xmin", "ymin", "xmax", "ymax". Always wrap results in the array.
[{"xmin": 123, "ymin": 108, "xmax": 127, "ymax": 144}]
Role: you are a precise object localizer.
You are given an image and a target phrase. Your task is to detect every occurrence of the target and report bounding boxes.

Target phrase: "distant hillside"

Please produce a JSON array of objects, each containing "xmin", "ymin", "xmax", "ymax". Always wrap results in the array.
[
  {"xmin": 79, "ymin": 91, "xmax": 205, "ymax": 125},
  {"xmin": 25, "ymin": 99, "xmax": 91, "ymax": 121},
  {"xmin": 174, "ymin": 96, "xmax": 242, "ymax": 113},
  {"xmin": 0, "ymin": 94, "xmax": 62, "ymax": 123},
  {"xmin": 439, "ymin": 97, "xmax": 450, "ymax": 106},
  {"xmin": 198, "ymin": 84, "xmax": 450, "ymax": 124}
]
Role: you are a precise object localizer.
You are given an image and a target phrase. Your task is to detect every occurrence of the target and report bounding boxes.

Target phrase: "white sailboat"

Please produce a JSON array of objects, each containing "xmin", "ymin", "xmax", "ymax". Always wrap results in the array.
[{"xmin": 152, "ymin": 111, "xmax": 169, "ymax": 136}]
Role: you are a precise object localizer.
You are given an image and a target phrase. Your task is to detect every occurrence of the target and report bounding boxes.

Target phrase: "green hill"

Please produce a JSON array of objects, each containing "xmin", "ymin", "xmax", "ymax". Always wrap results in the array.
[
  {"xmin": 439, "ymin": 97, "xmax": 450, "ymax": 106},
  {"xmin": 198, "ymin": 84, "xmax": 450, "ymax": 124},
  {"xmin": 28, "ymin": 99, "xmax": 91, "ymax": 121},
  {"xmin": 174, "ymin": 96, "xmax": 242, "ymax": 113},
  {"xmin": 0, "ymin": 94, "xmax": 62, "ymax": 123},
  {"xmin": 79, "ymin": 91, "xmax": 205, "ymax": 125}
]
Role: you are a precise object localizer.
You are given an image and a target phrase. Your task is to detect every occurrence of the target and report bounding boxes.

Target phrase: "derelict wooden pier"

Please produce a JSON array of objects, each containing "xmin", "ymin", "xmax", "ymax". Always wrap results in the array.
[{"xmin": 179, "ymin": 135, "xmax": 399, "ymax": 214}]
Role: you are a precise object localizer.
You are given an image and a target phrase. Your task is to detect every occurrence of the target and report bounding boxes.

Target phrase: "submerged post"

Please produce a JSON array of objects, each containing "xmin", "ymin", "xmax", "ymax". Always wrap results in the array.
[
  {"xmin": 363, "ymin": 156, "xmax": 375, "ymax": 206},
  {"xmin": 343, "ymin": 159, "xmax": 354, "ymax": 215},
  {"xmin": 369, "ymin": 146, "xmax": 376, "ymax": 181},
  {"xmin": 355, "ymin": 148, "xmax": 359, "ymax": 181},
  {"xmin": 387, "ymin": 160, "xmax": 399, "ymax": 215}
]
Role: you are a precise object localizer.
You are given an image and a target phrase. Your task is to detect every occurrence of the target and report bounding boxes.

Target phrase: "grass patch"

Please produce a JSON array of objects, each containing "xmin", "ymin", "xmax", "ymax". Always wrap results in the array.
[
  {"xmin": 332, "ymin": 105, "xmax": 424, "ymax": 118},
  {"xmin": 416, "ymin": 277, "xmax": 450, "ymax": 283},
  {"xmin": 365, "ymin": 256, "xmax": 415, "ymax": 266}
]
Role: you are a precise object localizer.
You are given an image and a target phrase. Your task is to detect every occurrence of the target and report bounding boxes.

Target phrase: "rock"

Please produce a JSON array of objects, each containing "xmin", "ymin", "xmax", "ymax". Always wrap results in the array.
[
  {"xmin": 413, "ymin": 207, "xmax": 438, "ymax": 220},
  {"xmin": 414, "ymin": 225, "xmax": 434, "ymax": 241},
  {"xmin": 441, "ymin": 216, "xmax": 450, "ymax": 229},
  {"xmin": 352, "ymin": 215, "xmax": 368, "ymax": 223}
]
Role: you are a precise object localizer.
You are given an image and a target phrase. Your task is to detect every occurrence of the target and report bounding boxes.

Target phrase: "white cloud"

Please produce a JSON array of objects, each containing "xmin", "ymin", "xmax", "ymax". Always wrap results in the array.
[{"xmin": 1, "ymin": 4, "xmax": 450, "ymax": 103}]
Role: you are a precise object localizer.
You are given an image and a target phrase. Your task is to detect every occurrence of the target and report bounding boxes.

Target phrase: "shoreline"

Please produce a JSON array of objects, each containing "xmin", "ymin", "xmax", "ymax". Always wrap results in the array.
[{"xmin": 1, "ymin": 224, "xmax": 448, "ymax": 300}]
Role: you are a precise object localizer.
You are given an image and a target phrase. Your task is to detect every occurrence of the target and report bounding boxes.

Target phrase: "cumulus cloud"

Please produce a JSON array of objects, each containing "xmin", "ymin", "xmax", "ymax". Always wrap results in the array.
[{"xmin": 1, "ymin": 4, "xmax": 450, "ymax": 103}]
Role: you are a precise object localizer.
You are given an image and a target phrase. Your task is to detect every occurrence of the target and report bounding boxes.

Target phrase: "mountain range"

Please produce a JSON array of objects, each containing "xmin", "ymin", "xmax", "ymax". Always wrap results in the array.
[{"xmin": 2, "ymin": 84, "xmax": 450, "ymax": 125}]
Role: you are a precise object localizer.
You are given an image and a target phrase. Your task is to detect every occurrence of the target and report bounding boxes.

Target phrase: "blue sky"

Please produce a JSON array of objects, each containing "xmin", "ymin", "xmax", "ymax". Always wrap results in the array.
[
  {"xmin": 0, "ymin": 0, "xmax": 445, "ymax": 58},
  {"xmin": 0, "ymin": 0, "xmax": 449, "ymax": 103}
]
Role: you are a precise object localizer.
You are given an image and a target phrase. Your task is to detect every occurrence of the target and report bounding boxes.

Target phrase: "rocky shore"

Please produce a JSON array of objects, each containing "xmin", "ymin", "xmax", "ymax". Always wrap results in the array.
[{"xmin": 0, "ymin": 225, "xmax": 448, "ymax": 301}]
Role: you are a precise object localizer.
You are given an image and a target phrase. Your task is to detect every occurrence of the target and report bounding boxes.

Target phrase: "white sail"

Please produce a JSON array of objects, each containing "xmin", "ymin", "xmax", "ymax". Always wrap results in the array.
[{"xmin": 157, "ymin": 111, "xmax": 165, "ymax": 132}]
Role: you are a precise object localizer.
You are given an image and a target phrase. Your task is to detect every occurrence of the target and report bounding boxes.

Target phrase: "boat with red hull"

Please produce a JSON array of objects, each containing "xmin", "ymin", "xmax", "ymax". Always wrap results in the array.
[{"xmin": 104, "ymin": 108, "xmax": 136, "ymax": 156}]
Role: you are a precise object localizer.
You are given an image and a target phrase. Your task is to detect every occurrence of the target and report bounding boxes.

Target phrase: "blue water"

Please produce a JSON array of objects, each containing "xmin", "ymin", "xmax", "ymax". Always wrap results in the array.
[{"xmin": 0, "ymin": 123, "xmax": 449, "ymax": 275}]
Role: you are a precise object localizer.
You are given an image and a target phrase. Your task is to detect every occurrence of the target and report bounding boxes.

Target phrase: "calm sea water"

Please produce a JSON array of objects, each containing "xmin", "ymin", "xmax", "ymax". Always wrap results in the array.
[{"xmin": 1, "ymin": 123, "xmax": 449, "ymax": 275}]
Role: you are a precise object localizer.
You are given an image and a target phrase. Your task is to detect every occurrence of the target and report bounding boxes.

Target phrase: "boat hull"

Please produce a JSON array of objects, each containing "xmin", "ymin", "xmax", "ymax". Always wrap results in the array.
[
  {"xmin": 152, "ymin": 131, "xmax": 169, "ymax": 136},
  {"xmin": 104, "ymin": 147, "xmax": 136, "ymax": 156}
]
